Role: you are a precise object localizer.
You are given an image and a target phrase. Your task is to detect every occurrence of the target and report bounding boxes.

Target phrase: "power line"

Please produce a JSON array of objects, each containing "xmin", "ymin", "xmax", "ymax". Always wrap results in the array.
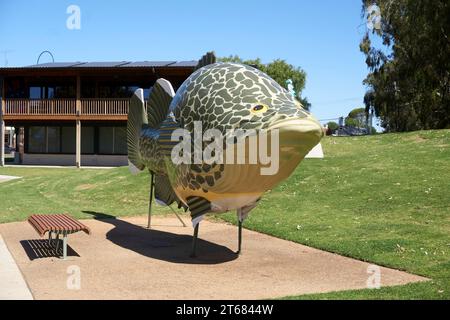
[
  {"xmin": 313, "ymin": 97, "xmax": 362, "ymax": 106},
  {"xmin": 318, "ymin": 117, "xmax": 342, "ymax": 122}
]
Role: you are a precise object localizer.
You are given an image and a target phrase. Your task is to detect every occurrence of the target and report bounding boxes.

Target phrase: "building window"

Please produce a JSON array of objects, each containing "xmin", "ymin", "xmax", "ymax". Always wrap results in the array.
[
  {"xmin": 81, "ymin": 126, "xmax": 94, "ymax": 154},
  {"xmin": 61, "ymin": 127, "xmax": 76, "ymax": 153},
  {"xmin": 28, "ymin": 127, "xmax": 46, "ymax": 153},
  {"xmin": 114, "ymin": 127, "xmax": 127, "ymax": 154},
  {"xmin": 26, "ymin": 125, "xmax": 126, "ymax": 155},
  {"xmin": 99, "ymin": 127, "xmax": 114, "ymax": 154},
  {"xmin": 99, "ymin": 126, "xmax": 127, "ymax": 155},
  {"xmin": 29, "ymin": 87, "xmax": 43, "ymax": 99},
  {"xmin": 47, "ymin": 127, "xmax": 61, "ymax": 153},
  {"xmin": 28, "ymin": 126, "xmax": 60, "ymax": 153}
]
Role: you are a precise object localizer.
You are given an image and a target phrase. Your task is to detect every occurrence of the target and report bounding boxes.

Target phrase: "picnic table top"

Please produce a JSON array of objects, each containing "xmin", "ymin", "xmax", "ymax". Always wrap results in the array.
[{"xmin": 28, "ymin": 214, "xmax": 91, "ymax": 237}]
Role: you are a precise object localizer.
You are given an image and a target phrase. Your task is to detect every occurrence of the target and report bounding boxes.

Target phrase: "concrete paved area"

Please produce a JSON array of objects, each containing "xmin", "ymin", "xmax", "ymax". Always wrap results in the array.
[
  {"xmin": 0, "ymin": 175, "xmax": 21, "ymax": 183},
  {"xmin": 0, "ymin": 234, "xmax": 33, "ymax": 300},
  {"xmin": 4, "ymin": 165, "xmax": 114, "ymax": 169},
  {"xmin": 0, "ymin": 215, "xmax": 427, "ymax": 300}
]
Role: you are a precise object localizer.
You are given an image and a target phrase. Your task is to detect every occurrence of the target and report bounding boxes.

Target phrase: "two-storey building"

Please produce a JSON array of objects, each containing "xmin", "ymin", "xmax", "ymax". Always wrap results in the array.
[{"xmin": 0, "ymin": 60, "xmax": 196, "ymax": 166}]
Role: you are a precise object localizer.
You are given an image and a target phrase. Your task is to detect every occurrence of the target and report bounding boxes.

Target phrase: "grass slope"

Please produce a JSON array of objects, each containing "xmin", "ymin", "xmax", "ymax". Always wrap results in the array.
[
  {"xmin": 0, "ymin": 129, "xmax": 449, "ymax": 299},
  {"xmin": 0, "ymin": 166, "xmax": 173, "ymax": 222}
]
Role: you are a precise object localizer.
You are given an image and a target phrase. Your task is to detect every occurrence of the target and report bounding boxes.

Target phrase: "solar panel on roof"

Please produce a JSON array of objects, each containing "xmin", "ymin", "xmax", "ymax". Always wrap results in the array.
[
  {"xmin": 125, "ymin": 61, "xmax": 176, "ymax": 67},
  {"xmin": 25, "ymin": 62, "xmax": 85, "ymax": 68},
  {"xmin": 170, "ymin": 61, "xmax": 198, "ymax": 67},
  {"xmin": 15, "ymin": 60, "xmax": 197, "ymax": 69},
  {"xmin": 75, "ymin": 61, "xmax": 130, "ymax": 67}
]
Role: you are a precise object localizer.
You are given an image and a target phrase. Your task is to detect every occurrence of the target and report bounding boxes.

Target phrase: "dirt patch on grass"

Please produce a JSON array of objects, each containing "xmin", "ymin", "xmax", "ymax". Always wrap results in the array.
[
  {"xmin": 75, "ymin": 184, "xmax": 95, "ymax": 191},
  {"xmin": 403, "ymin": 135, "xmax": 428, "ymax": 143}
]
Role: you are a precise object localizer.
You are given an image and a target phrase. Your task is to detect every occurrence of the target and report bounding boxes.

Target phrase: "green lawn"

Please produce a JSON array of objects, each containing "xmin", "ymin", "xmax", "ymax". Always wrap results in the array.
[
  {"xmin": 0, "ymin": 130, "xmax": 449, "ymax": 299},
  {"xmin": 0, "ymin": 165, "xmax": 172, "ymax": 223}
]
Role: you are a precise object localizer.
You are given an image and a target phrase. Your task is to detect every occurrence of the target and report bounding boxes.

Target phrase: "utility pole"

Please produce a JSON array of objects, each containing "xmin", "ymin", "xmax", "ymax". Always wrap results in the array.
[
  {"xmin": 1, "ymin": 77, "xmax": 5, "ymax": 166},
  {"xmin": 0, "ymin": 50, "xmax": 13, "ymax": 67}
]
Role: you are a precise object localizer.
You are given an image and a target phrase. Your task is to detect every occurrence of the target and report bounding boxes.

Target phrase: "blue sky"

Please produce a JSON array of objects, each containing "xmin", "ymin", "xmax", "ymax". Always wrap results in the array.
[{"xmin": 0, "ymin": 0, "xmax": 375, "ymax": 126}]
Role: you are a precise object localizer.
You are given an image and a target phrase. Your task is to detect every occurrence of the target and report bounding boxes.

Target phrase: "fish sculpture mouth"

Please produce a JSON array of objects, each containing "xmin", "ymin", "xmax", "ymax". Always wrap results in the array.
[
  {"xmin": 268, "ymin": 117, "xmax": 324, "ymax": 155},
  {"xmin": 268, "ymin": 117, "xmax": 324, "ymax": 140},
  {"xmin": 199, "ymin": 117, "xmax": 324, "ymax": 201}
]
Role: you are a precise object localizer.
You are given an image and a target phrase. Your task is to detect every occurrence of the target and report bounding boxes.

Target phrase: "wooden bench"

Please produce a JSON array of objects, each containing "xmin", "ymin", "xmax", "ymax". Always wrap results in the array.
[{"xmin": 28, "ymin": 214, "xmax": 90, "ymax": 259}]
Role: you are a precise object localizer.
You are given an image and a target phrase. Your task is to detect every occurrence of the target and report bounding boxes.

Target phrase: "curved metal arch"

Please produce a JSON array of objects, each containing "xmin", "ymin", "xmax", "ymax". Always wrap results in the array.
[{"xmin": 36, "ymin": 50, "xmax": 55, "ymax": 65}]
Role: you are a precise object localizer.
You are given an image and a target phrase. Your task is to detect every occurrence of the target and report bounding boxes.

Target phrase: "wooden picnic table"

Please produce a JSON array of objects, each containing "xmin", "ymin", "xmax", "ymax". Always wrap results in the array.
[{"xmin": 28, "ymin": 214, "xmax": 90, "ymax": 259}]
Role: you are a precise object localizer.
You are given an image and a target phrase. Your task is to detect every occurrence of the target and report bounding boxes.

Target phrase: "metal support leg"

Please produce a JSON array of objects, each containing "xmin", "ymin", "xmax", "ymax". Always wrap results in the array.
[
  {"xmin": 55, "ymin": 232, "xmax": 61, "ymax": 253},
  {"xmin": 62, "ymin": 232, "xmax": 68, "ymax": 260},
  {"xmin": 48, "ymin": 231, "xmax": 53, "ymax": 246},
  {"xmin": 237, "ymin": 220, "xmax": 243, "ymax": 255},
  {"xmin": 190, "ymin": 223, "xmax": 199, "ymax": 258},
  {"xmin": 168, "ymin": 204, "xmax": 187, "ymax": 227},
  {"xmin": 0, "ymin": 120, "xmax": 5, "ymax": 167},
  {"xmin": 147, "ymin": 171, "xmax": 154, "ymax": 229}
]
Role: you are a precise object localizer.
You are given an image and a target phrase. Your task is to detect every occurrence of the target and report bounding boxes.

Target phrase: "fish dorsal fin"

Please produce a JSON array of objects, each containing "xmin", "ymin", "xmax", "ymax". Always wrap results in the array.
[
  {"xmin": 147, "ymin": 78, "xmax": 175, "ymax": 128},
  {"xmin": 195, "ymin": 51, "xmax": 216, "ymax": 71}
]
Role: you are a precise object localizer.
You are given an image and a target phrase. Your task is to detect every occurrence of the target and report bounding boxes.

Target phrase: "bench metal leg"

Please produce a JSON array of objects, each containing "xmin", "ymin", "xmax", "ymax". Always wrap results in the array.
[
  {"xmin": 55, "ymin": 232, "xmax": 60, "ymax": 253},
  {"xmin": 62, "ymin": 232, "xmax": 68, "ymax": 260},
  {"xmin": 47, "ymin": 231, "xmax": 69, "ymax": 259}
]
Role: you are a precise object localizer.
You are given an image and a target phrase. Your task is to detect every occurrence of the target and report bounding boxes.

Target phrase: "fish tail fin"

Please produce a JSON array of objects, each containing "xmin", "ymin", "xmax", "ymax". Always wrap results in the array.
[{"xmin": 127, "ymin": 89, "xmax": 147, "ymax": 173}]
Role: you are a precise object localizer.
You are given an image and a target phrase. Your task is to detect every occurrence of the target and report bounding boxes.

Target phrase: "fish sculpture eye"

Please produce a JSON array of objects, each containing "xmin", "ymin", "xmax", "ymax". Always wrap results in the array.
[{"xmin": 251, "ymin": 104, "xmax": 269, "ymax": 114}]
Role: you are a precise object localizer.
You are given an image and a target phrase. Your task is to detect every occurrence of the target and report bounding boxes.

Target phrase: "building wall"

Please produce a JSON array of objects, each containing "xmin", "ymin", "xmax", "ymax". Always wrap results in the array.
[
  {"xmin": 22, "ymin": 153, "xmax": 127, "ymax": 167},
  {"xmin": 5, "ymin": 126, "xmax": 15, "ymax": 149}
]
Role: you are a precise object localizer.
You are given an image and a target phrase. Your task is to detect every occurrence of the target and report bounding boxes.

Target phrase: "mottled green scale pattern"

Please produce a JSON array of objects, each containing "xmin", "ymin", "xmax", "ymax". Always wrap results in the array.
[
  {"xmin": 164, "ymin": 62, "xmax": 309, "ymax": 194},
  {"xmin": 170, "ymin": 62, "xmax": 308, "ymax": 133}
]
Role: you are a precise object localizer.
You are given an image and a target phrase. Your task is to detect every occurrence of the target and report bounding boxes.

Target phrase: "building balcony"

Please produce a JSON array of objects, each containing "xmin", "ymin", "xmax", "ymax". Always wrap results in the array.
[{"xmin": 2, "ymin": 98, "xmax": 140, "ymax": 121}]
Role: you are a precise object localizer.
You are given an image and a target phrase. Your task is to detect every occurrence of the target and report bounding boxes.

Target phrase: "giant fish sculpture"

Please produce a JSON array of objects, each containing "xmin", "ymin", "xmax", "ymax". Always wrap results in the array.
[{"xmin": 127, "ymin": 52, "xmax": 323, "ymax": 256}]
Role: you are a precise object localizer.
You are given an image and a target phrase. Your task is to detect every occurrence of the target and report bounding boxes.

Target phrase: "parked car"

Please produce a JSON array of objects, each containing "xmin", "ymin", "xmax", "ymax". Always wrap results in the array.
[{"xmin": 4, "ymin": 146, "xmax": 14, "ymax": 154}]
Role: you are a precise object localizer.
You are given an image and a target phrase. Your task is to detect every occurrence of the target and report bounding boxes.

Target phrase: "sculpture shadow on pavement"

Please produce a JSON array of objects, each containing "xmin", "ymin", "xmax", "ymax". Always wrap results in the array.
[{"xmin": 82, "ymin": 211, "xmax": 238, "ymax": 265}]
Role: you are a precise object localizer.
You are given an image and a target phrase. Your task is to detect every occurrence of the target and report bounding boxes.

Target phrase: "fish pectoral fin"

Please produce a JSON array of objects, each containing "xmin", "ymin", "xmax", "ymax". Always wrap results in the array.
[
  {"xmin": 195, "ymin": 52, "xmax": 216, "ymax": 71},
  {"xmin": 154, "ymin": 174, "xmax": 187, "ymax": 210},
  {"xmin": 147, "ymin": 78, "xmax": 175, "ymax": 128},
  {"xmin": 186, "ymin": 196, "xmax": 211, "ymax": 227}
]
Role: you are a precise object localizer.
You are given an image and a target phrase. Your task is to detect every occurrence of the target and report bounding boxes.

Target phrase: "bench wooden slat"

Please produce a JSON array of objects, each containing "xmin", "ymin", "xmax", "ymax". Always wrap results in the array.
[
  {"xmin": 31, "ymin": 215, "xmax": 50, "ymax": 235},
  {"xmin": 28, "ymin": 216, "xmax": 46, "ymax": 236},
  {"xmin": 66, "ymin": 214, "xmax": 91, "ymax": 234},
  {"xmin": 28, "ymin": 214, "xmax": 90, "ymax": 237},
  {"xmin": 52, "ymin": 214, "xmax": 73, "ymax": 232},
  {"xmin": 38, "ymin": 214, "xmax": 57, "ymax": 232}
]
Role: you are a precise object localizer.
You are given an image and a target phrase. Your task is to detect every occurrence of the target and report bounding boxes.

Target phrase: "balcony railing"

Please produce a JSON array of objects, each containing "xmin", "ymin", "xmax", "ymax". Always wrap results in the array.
[
  {"xmin": 5, "ymin": 99, "xmax": 77, "ymax": 115},
  {"xmin": 3, "ymin": 98, "xmax": 135, "ymax": 116},
  {"xmin": 81, "ymin": 98, "xmax": 129, "ymax": 115}
]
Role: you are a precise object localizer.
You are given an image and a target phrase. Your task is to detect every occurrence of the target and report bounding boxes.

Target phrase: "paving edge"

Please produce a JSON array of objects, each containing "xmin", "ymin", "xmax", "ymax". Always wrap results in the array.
[{"xmin": 0, "ymin": 233, "xmax": 34, "ymax": 300}]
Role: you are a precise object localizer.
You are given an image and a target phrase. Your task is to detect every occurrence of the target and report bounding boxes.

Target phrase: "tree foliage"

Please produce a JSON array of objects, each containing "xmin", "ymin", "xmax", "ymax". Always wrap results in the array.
[
  {"xmin": 219, "ymin": 55, "xmax": 310, "ymax": 110},
  {"xmin": 327, "ymin": 121, "xmax": 339, "ymax": 131},
  {"xmin": 345, "ymin": 107, "xmax": 367, "ymax": 128},
  {"xmin": 360, "ymin": 0, "xmax": 450, "ymax": 132}
]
